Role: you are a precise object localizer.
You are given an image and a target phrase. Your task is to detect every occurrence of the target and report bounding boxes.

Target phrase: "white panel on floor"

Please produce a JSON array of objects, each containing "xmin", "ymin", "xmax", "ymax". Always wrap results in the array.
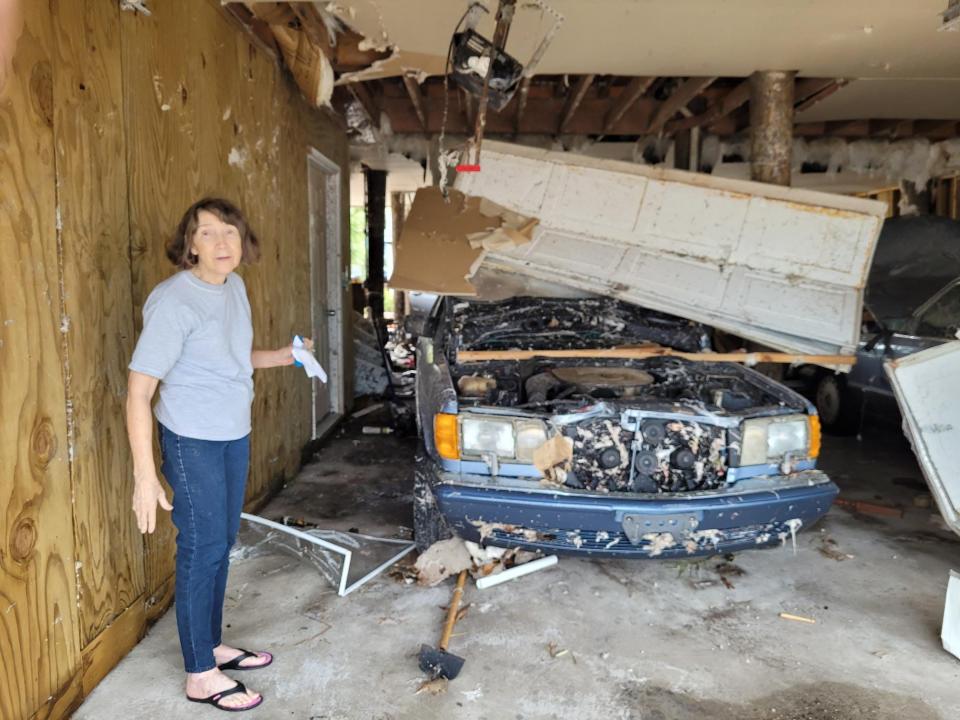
[{"xmin": 886, "ymin": 341, "xmax": 960, "ymax": 539}]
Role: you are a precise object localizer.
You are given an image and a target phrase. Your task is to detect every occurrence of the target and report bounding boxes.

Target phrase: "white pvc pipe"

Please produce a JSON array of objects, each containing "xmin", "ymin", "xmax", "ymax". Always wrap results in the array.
[{"xmin": 475, "ymin": 555, "xmax": 558, "ymax": 590}]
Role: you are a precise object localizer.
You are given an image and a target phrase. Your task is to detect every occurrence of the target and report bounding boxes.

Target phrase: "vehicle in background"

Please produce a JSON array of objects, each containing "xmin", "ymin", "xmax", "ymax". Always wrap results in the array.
[
  {"xmin": 794, "ymin": 216, "xmax": 960, "ymax": 434},
  {"xmin": 413, "ymin": 295, "xmax": 835, "ymax": 559}
]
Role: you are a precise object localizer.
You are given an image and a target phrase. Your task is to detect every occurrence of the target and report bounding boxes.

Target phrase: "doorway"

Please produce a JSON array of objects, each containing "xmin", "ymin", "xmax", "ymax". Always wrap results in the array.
[{"xmin": 307, "ymin": 148, "xmax": 344, "ymax": 437}]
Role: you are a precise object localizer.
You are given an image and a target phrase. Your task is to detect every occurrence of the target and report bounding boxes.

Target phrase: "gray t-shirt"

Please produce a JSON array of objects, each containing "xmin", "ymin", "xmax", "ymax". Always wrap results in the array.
[{"xmin": 129, "ymin": 270, "xmax": 254, "ymax": 441}]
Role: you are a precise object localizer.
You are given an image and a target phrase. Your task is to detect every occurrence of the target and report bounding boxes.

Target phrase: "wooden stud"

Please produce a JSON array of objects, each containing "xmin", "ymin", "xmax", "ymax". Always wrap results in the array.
[
  {"xmin": 647, "ymin": 76, "xmax": 717, "ymax": 134},
  {"xmin": 603, "ymin": 76, "xmax": 655, "ymax": 133},
  {"xmin": 461, "ymin": 87, "xmax": 476, "ymax": 129},
  {"xmin": 558, "ymin": 73, "xmax": 595, "ymax": 134}
]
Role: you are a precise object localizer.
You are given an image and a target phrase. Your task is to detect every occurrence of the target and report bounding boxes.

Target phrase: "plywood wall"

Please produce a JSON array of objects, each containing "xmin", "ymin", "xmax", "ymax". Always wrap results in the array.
[{"xmin": 0, "ymin": 1, "xmax": 349, "ymax": 717}]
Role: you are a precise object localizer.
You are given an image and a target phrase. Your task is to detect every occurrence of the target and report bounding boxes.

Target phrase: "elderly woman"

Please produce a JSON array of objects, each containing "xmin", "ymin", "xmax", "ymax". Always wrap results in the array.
[{"xmin": 126, "ymin": 197, "xmax": 305, "ymax": 712}]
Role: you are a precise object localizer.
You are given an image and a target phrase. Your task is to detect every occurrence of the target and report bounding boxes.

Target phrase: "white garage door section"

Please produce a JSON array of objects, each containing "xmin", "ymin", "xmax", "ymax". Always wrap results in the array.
[
  {"xmin": 886, "ymin": 342, "xmax": 960, "ymax": 539},
  {"xmin": 455, "ymin": 141, "xmax": 887, "ymax": 356}
]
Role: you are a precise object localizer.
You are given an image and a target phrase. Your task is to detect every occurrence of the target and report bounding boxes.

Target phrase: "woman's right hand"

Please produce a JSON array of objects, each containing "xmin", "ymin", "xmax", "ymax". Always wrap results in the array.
[{"xmin": 132, "ymin": 472, "xmax": 173, "ymax": 534}]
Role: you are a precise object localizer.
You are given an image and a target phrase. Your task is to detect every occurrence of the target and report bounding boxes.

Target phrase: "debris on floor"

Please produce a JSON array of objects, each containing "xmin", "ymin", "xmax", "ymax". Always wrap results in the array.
[
  {"xmin": 414, "ymin": 538, "xmax": 473, "ymax": 587},
  {"xmin": 415, "ymin": 677, "xmax": 448, "ymax": 696},
  {"xmin": 779, "ymin": 612, "xmax": 817, "ymax": 624},
  {"xmin": 835, "ymin": 497, "xmax": 905, "ymax": 518},
  {"xmin": 475, "ymin": 555, "xmax": 558, "ymax": 589},
  {"xmin": 817, "ymin": 535, "xmax": 855, "ymax": 562}
]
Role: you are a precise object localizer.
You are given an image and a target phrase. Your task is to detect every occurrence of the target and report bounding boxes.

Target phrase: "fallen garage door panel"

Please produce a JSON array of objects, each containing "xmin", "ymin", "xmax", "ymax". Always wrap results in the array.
[
  {"xmin": 885, "ymin": 341, "xmax": 960, "ymax": 539},
  {"xmin": 455, "ymin": 141, "xmax": 887, "ymax": 356}
]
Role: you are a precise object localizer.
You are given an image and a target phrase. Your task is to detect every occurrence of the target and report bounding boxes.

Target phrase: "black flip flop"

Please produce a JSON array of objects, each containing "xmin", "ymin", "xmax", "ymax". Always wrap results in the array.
[
  {"xmin": 186, "ymin": 680, "xmax": 263, "ymax": 712},
  {"xmin": 218, "ymin": 649, "xmax": 274, "ymax": 672}
]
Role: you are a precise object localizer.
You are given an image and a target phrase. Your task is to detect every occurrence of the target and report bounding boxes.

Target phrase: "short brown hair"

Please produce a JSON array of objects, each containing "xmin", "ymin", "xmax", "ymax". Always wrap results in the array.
[{"xmin": 166, "ymin": 197, "xmax": 261, "ymax": 269}]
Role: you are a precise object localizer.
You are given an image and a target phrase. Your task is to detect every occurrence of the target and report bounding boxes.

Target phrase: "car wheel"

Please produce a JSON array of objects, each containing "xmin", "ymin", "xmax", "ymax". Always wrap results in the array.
[
  {"xmin": 413, "ymin": 455, "xmax": 453, "ymax": 552},
  {"xmin": 815, "ymin": 374, "xmax": 861, "ymax": 435}
]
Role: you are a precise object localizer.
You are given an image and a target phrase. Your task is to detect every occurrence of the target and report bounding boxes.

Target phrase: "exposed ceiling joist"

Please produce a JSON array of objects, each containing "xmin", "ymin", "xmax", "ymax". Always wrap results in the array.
[
  {"xmin": 347, "ymin": 81, "xmax": 379, "ymax": 128},
  {"xmin": 795, "ymin": 79, "xmax": 849, "ymax": 113},
  {"xmin": 402, "ymin": 73, "xmax": 428, "ymax": 130},
  {"xmin": 559, "ymin": 74, "xmax": 596, "ymax": 134},
  {"xmin": 514, "ymin": 77, "xmax": 532, "ymax": 133},
  {"xmin": 647, "ymin": 76, "xmax": 718, "ymax": 133},
  {"xmin": 666, "ymin": 78, "xmax": 750, "ymax": 134},
  {"xmin": 603, "ymin": 76, "xmax": 656, "ymax": 134}
]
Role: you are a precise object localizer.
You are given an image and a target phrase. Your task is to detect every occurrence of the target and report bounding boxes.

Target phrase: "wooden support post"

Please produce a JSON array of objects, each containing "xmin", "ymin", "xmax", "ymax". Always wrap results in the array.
[
  {"xmin": 402, "ymin": 73, "xmax": 427, "ymax": 130},
  {"xmin": 558, "ymin": 74, "xmax": 595, "ymax": 134},
  {"xmin": 673, "ymin": 128, "xmax": 691, "ymax": 171},
  {"xmin": 364, "ymin": 168, "xmax": 387, "ymax": 322},
  {"xmin": 750, "ymin": 70, "xmax": 796, "ymax": 186},
  {"xmin": 604, "ymin": 76, "xmax": 655, "ymax": 134}
]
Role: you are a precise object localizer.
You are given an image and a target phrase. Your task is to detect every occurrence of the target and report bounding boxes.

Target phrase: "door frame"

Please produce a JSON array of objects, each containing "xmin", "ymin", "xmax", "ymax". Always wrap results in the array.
[{"xmin": 307, "ymin": 147, "xmax": 344, "ymax": 437}]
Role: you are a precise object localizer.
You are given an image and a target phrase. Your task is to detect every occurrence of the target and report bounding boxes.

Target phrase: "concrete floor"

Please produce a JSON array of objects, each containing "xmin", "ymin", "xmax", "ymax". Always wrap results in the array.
[{"xmin": 76, "ymin": 413, "xmax": 960, "ymax": 720}]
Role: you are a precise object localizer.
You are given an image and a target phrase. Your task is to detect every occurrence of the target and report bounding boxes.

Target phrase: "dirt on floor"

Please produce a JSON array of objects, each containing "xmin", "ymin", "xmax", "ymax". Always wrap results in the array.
[{"xmin": 74, "ymin": 410, "xmax": 960, "ymax": 720}]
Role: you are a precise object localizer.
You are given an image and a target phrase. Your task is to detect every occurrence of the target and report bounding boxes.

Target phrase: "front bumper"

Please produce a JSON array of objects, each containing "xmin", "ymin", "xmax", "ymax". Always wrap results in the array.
[{"xmin": 423, "ymin": 462, "xmax": 838, "ymax": 559}]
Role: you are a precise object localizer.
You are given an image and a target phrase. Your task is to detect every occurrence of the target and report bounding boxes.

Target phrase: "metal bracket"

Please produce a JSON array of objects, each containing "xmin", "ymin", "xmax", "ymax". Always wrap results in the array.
[{"xmin": 622, "ymin": 513, "xmax": 701, "ymax": 545}]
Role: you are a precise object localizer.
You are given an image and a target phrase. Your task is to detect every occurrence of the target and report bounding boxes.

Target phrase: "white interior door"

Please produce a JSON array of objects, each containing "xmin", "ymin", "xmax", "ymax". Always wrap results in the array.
[{"xmin": 308, "ymin": 149, "xmax": 344, "ymax": 435}]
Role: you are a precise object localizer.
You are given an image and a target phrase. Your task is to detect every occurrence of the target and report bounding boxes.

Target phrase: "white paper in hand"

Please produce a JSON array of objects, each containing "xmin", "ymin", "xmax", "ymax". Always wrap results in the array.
[{"xmin": 292, "ymin": 335, "xmax": 327, "ymax": 383}]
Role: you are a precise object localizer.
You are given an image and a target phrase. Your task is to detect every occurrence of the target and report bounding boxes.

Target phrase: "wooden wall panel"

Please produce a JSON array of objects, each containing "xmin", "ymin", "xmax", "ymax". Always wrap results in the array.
[
  {"xmin": 51, "ymin": 0, "xmax": 145, "ymax": 649},
  {"xmin": 120, "ymin": 0, "xmax": 348, "ymax": 597},
  {"xmin": 0, "ymin": 6, "xmax": 82, "ymax": 720}
]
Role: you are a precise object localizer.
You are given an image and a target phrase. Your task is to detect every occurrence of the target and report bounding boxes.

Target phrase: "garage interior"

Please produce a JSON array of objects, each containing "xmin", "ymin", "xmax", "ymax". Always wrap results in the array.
[{"xmin": 2, "ymin": 1, "xmax": 959, "ymax": 719}]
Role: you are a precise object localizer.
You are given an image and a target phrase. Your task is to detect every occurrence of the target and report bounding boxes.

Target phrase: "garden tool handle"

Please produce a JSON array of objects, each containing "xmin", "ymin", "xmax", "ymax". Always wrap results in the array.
[{"xmin": 438, "ymin": 570, "xmax": 468, "ymax": 651}]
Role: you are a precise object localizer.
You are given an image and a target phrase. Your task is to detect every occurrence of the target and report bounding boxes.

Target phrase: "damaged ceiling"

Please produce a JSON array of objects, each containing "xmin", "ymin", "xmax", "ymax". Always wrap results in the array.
[{"xmin": 224, "ymin": 0, "xmax": 960, "ymax": 136}]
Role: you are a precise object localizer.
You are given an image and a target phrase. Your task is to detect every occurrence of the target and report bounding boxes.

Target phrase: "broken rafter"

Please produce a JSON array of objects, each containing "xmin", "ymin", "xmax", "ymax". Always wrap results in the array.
[
  {"xmin": 666, "ymin": 78, "xmax": 750, "ymax": 134},
  {"xmin": 647, "ymin": 76, "xmax": 718, "ymax": 134},
  {"xmin": 603, "ymin": 76, "xmax": 655, "ymax": 134},
  {"xmin": 402, "ymin": 73, "xmax": 428, "ymax": 130},
  {"xmin": 286, "ymin": 2, "xmax": 333, "ymax": 51},
  {"xmin": 793, "ymin": 78, "xmax": 837, "ymax": 108},
  {"xmin": 558, "ymin": 74, "xmax": 595, "ymax": 134},
  {"xmin": 456, "ymin": 347, "xmax": 856, "ymax": 366}
]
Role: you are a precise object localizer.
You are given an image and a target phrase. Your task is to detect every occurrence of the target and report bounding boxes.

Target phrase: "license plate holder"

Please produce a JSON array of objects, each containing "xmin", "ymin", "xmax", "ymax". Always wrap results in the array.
[{"xmin": 622, "ymin": 512, "xmax": 701, "ymax": 545}]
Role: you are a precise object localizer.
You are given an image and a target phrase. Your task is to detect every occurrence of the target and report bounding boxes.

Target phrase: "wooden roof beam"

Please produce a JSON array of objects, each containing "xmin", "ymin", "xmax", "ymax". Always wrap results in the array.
[
  {"xmin": 402, "ymin": 73, "xmax": 427, "ymax": 130},
  {"xmin": 603, "ymin": 76, "xmax": 655, "ymax": 134},
  {"xmin": 558, "ymin": 74, "xmax": 595, "ymax": 134},
  {"xmin": 647, "ymin": 76, "xmax": 718, "ymax": 134}
]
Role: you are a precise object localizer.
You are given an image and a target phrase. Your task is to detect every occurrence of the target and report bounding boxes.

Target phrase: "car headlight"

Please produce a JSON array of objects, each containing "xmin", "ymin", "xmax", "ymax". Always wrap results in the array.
[
  {"xmin": 459, "ymin": 416, "xmax": 548, "ymax": 463},
  {"xmin": 739, "ymin": 414, "xmax": 813, "ymax": 466}
]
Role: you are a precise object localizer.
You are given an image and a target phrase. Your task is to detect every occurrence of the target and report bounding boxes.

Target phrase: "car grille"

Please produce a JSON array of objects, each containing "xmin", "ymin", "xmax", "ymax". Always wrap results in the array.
[{"xmin": 569, "ymin": 417, "xmax": 728, "ymax": 493}]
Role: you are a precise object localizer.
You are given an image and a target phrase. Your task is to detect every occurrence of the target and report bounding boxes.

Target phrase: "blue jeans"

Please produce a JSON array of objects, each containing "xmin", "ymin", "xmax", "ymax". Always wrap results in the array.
[{"xmin": 159, "ymin": 424, "xmax": 250, "ymax": 673}]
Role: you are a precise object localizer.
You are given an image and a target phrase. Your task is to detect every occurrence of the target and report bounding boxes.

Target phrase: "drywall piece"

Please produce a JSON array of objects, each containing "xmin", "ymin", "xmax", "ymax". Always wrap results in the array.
[
  {"xmin": 885, "ymin": 341, "xmax": 960, "ymax": 539},
  {"xmin": 240, "ymin": 513, "xmax": 415, "ymax": 596},
  {"xmin": 943, "ymin": 570, "xmax": 960, "ymax": 660},
  {"xmin": 455, "ymin": 141, "xmax": 886, "ymax": 356},
  {"xmin": 388, "ymin": 186, "xmax": 536, "ymax": 295}
]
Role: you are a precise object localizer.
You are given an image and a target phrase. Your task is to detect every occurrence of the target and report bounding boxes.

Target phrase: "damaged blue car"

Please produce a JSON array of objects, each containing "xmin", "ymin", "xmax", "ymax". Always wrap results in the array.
[{"xmin": 413, "ymin": 296, "xmax": 837, "ymax": 559}]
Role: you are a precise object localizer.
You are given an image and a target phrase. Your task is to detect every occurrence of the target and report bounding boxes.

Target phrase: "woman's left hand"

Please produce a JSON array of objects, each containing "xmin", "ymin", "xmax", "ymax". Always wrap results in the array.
[{"xmin": 252, "ymin": 338, "xmax": 313, "ymax": 369}]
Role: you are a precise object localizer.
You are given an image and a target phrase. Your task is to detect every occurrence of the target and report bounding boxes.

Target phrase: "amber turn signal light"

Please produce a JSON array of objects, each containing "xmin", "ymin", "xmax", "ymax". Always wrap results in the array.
[
  {"xmin": 434, "ymin": 413, "xmax": 460, "ymax": 460},
  {"xmin": 808, "ymin": 415, "xmax": 822, "ymax": 459}
]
